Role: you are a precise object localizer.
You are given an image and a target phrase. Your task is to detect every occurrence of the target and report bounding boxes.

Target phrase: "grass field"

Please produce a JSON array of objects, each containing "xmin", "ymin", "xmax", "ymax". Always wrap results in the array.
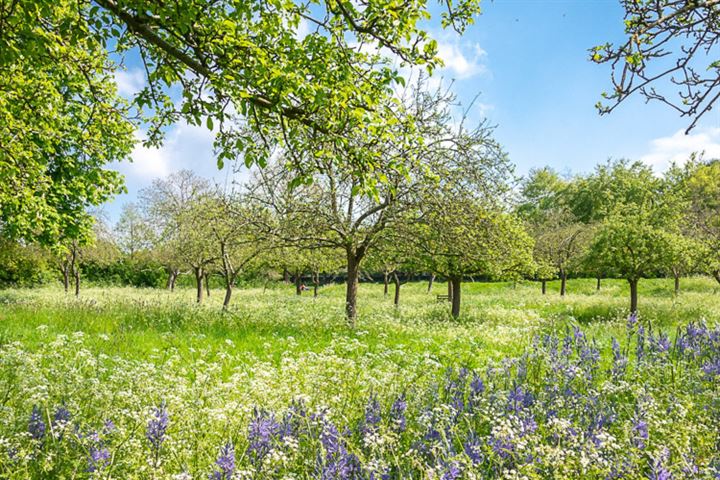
[{"xmin": 1, "ymin": 278, "xmax": 719, "ymax": 478}]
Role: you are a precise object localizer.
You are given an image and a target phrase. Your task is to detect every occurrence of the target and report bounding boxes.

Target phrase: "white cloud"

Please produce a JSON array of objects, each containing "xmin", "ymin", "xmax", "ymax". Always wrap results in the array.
[
  {"xmin": 113, "ymin": 68, "xmax": 146, "ymax": 97},
  {"xmin": 640, "ymin": 127, "xmax": 720, "ymax": 171},
  {"xmin": 436, "ymin": 41, "xmax": 487, "ymax": 79}
]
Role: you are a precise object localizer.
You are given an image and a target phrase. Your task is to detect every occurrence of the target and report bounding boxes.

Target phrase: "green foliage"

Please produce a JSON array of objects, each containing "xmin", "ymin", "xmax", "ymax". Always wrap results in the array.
[
  {"xmin": 0, "ymin": 1, "xmax": 134, "ymax": 243},
  {"xmin": 0, "ymin": 240, "xmax": 53, "ymax": 287}
]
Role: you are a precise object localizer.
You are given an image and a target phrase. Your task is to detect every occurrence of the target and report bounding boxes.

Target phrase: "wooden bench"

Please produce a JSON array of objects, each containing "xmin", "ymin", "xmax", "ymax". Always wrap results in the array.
[{"xmin": 436, "ymin": 294, "xmax": 450, "ymax": 302}]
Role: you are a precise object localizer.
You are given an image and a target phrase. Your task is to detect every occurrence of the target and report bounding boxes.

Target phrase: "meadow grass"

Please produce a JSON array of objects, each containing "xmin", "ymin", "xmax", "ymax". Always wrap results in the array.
[
  {"xmin": 1, "ymin": 278, "xmax": 719, "ymax": 478},
  {"xmin": 1, "ymin": 277, "xmax": 719, "ymax": 365}
]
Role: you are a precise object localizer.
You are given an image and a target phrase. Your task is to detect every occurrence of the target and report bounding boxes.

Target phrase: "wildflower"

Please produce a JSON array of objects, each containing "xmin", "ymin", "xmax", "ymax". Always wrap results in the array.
[
  {"xmin": 389, "ymin": 394, "xmax": 407, "ymax": 433},
  {"xmin": 210, "ymin": 442, "xmax": 235, "ymax": 480},
  {"xmin": 627, "ymin": 311, "xmax": 638, "ymax": 333},
  {"xmin": 631, "ymin": 416, "xmax": 649, "ymax": 449},
  {"xmin": 53, "ymin": 406, "xmax": 71, "ymax": 427},
  {"xmin": 464, "ymin": 433, "xmax": 483, "ymax": 465},
  {"xmin": 88, "ymin": 446, "xmax": 111, "ymax": 472},
  {"xmin": 360, "ymin": 394, "xmax": 381, "ymax": 435},
  {"xmin": 440, "ymin": 461, "xmax": 462, "ymax": 480},
  {"xmin": 649, "ymin": 449, "xmax": 673, "ymax": 480},
  {"xmin": 611, "ymin": 338, "xmax": 627, "ymax": 378},
  {"xmin": 147, "ymin": 402, "xmax": 169, "ymax": 467},
  {"xmin": 103, "ymin": 419, "xmax": 116, "ymax": 434},
  {"xmin": 147, "ymin": 402, "xmax": 169, "ymax": 450},
  {"xmin": 247, "ymin": 408, "xmax": 280, "ymax": 463},
  {"xmin": 28, "ymin": 406, "xmax": 46, "ymax": 442}
]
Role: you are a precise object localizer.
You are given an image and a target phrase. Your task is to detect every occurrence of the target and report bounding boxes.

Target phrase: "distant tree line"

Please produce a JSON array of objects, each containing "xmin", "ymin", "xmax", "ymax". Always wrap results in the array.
[{"xmin": 3, "ymin": 153, "xmax": 720, "ymax": 322}]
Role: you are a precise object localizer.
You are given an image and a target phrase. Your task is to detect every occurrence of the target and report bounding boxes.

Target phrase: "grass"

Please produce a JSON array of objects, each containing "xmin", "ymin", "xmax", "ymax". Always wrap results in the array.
[
  {"xmin": 1, "ymin": 276, "xmax": 719, "ymax": 367},
  {"xmin": 2, "ymin": 278, "xmax": 720, "ymax": 478}
]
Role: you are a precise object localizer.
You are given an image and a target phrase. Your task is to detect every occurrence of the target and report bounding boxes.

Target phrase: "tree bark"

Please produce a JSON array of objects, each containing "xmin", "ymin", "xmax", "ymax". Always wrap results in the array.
[
  {"xmin": 223, "ymin": 285, "xmax": 232, "ymax": 310},
  {"xmin": 170, "ymin": 271, "xmax": 178, "ymax": 291},
  {"xmin": 393, "ymin": 272, "xmax": 400, "ymax": 306},
  {"xmin": 345, "ymin": 250, "xmax": 362, "ymax": 326},
  {"xmin": 447, "ymin": 279, "xmax": 453, "ymax": 303},
  {"xmin": 71, "ymin": 248, "xmax": 80, "ymax": 297},
  {"xmin": 313, "ymin": 272, "xmax": 319, "ymax": 298},
  {"xmin": 295, "ymin": 273, "xmax": 302, "ymax": 295},
  {"xmin": 73, "ymin": 266, "xmax": 80, "ymax": 297},
  {"xmin": 674, "ymin": 273, "xmax": 680, "ymax": 295},
  {"xmin": 204, "ymin": 272, "xmax": 211, "ymax": 297},
  {"xmin": 596, "ymin": 276, "xmax": 601, "ymax": 290},
  {"xmin": 194, "ymin": 267, "xmax": 204, "ymax": 304},
  {"xmin": 283, "ymin": 268, "xmax": 290, "ymax": 283},
  {"xmin": 560, "ymin": 269, "xmax": 567, "ymax": 297},
  {"xmin": 383, "ymin": 272, "xmax": 389, "ymax": 297},
  {"xmin": 450, "ymin": 276, "xmax": 461, "ymax": 318},
  {"xmin": 62, "ymin": 263, "xmax": 70, "ymax": 293},
  {"xmin": 629, "ymin": 278, "xmax": 639, "ymax": 314},
  {"xmin": 713, "ymin": 270, "xmax": 720, "ymax": 285},
  {"xmin": 166, "ymin": 270, "xmax": 175, "ymax": 290},
  {"xmin": 541, "ymin": 279, "xmax": 546, "ymax": 295},
  {"xmin": 427, "ymin": 274, "xmax": 435, "ymax": 293}
]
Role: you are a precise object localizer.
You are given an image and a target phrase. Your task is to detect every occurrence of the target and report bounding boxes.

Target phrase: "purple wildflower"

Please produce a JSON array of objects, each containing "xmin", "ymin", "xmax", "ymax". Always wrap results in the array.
[
  {"xmin": 210, "ymin": 442, "xmax": 235, "ymax": 480},
  {"xmin": 632, "ymin": 416, "xmax": 649, "ymax": 449},
  {"xmin": 649, "ymin": 456, "xmax": 673, "ymax": 480},
  {"xmin": 53, "ymin": 406, "xmax": 71, "ymax": 426},
  {"xmin": 441, "ymin": 461, "xmax": 462, "ymax": 480},
  {"xmin": 247, "ymin": 408, "xmax": 280, "ymax": 463},
  {"xmin": 627, "ymin": 311, "xmax": 639, "ymax": 333},
  {"xmin": 361, "ymin": 395, "xmax": 381, "ymax": 435},
  {"xmin": 389, "ymin": 394, "xmax": 407, "ymax": 433},
  {"xmin": 28, "ymin": 406, "xmax": 45, "ymax": 442},
  {"xmin": 88, "ymin": 446, "xmax": 111, "ymax": 472},
  {"xmin": 103, "ymin": 419, "xmax": 116, "ymax": 434},
  {"xmin": 146, "ymin": 402, "xmax": 169, "ymax": 451},
  {"xmin": 611, "ymin": 338, "xmax": 628, "ymax": 378},
  {"xmin": 464, "ymin": 433, "xmax": 484, "ymax": 465}
]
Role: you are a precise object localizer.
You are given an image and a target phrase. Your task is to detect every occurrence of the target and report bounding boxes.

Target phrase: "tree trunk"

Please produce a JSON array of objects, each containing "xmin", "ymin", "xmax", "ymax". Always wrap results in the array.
[
  {"xmin": 170, "ymin": 271, "xmax": 178, "ymax": 291},
  {"xmin": 427, "ymin": 274, "xmax": 435, "ymax": 293},
  {"xmin": 629, "ymin": 278, "xmax": 639, "ymax": 314},
  {"xmin": 73, "ymin": 266, "xmax": 80, "ymax": 297},
  {"xmin": 62, "ymin": 264, "xmax": 70, "ymax": 293},
  {"xmin": 560, "ymin": 269, "xmax": 567, "ymax": 297},
  {"xmin": 541, "ymin": 280, "xmax": 546, "ymax": 295},
  {"xmin": 70, "ymin": 247, "xmax": 80, "ymax": 297},
  {"xmin": 450, "ymin": 276, "xmax": 461, "ymax": 318},
  {"xmin": 393, "ymin": 272, "xmax": 400, "ymax": 306},
  {"xmin": 447, "ymin": 279, "xmax": 453, "ymax": 303},
  {"xmin": 713, "ymin": 270, "xmax": 720, "ymax": 286},
  {"xmin": 674, "ymin": 273, "xmax": 680, "ymax": 295},
  {"xmin": 204, "ymin": 272, "xmax": 211, "ymax": 297},
  {"xmin": 283, "ymin": 268, "xmax": 290, "ymax": 283},
  {"xmin": 295, "ymin": 273, "xmax": 302, "ymax": 295},
  {"xmin": 313, "ymin": 272, "xmax": 319, "ymax": 298},
  {"xmin": 596, "ymin": 276, "xmax": 601, "ymax": 290},
  {"xmin": 194, "ymin": 267, "xmax": 204, "ymax": 304},
  {"xmin": 345, "ymin": 251, "xmax": 361, "ymax": 326},
  {"xmin": 383, "ymin": 272, "xmax": 389, "ymax": 297},
  {"xmin": 166, "ymin": 270, "xmax": 174, "ymax": 290},
  {"xmin": 223, "ymin": 285, "xmax": 232, "ymax": 310}
]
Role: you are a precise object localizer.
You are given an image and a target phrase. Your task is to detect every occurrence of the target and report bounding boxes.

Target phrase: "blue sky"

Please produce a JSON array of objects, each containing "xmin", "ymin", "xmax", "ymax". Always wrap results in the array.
[{"xmin": 106, "ymin": 0, "xmax": 720, "ymax": 220}]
